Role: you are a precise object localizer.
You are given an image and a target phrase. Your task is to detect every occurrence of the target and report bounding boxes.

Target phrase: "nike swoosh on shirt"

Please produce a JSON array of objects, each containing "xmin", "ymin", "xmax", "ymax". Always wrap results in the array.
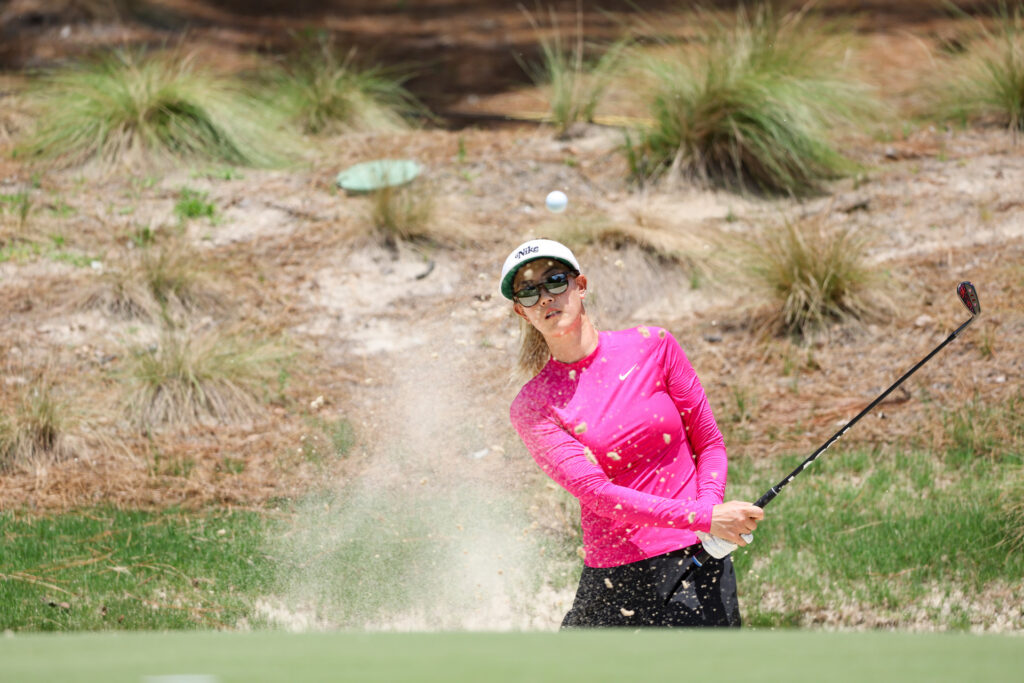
[{"xmin": 618, "ymin": 364, "xmax": 639, "ymax": 381}]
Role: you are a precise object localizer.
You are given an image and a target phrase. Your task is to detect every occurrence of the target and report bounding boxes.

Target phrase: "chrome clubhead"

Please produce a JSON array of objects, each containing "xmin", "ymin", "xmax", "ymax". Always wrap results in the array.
[{"xmin": 957, "ymin": 281, "xmax": 980, "ymax": 317}]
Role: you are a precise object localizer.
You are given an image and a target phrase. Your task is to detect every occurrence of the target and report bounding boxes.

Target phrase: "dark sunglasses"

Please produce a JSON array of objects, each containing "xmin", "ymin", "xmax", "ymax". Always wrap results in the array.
[{"xmin": 513, "ymin": 272, "xmax": 576, "ymax": 307}]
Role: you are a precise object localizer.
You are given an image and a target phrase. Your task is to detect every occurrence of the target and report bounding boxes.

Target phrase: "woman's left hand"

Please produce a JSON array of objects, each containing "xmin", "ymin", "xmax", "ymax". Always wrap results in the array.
[{"xmin": 709, "ymin": 501, "xmax": 763, "ymax": 544}]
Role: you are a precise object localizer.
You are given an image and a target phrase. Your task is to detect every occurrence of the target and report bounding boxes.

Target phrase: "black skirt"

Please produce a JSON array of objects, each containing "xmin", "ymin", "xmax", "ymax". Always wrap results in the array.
[{"xmin": 560, "ymin": 544, "xmax": 742, "ymax": 629}]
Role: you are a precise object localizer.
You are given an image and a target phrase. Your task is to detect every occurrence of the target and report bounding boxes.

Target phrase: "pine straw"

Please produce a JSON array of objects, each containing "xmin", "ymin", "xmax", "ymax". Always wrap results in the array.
[
  {"xmin": 1, "ymin": 235, "xmax": 1019, "ymax": 510},
  {"xmin": 0, "ymin": 356, "xmax": 130, "ymax": 478},
  {"xmin": 684, "ymin": 237, "xmax": 1024, "ymax": 466},
  {"xmin": 0, "ymin": 121, "xmax": 1021, "ymax": 512},
  {"xmin": 0, "ymin": 419, "xmax": 352, "ymax": 511},
  {"xmin": 0, "ymin": 332, "xmax": 373, "ymax": 510}
]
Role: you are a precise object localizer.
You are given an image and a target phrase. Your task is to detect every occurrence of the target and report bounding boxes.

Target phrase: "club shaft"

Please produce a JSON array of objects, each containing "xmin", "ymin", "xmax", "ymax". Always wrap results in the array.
[
  {"xmin": 665, "ymin": 313, "xmax": 977, "ymax": 604},
  {"xmin": 758, "ymin": 315, "xmax": 974, "ymax": 507}
]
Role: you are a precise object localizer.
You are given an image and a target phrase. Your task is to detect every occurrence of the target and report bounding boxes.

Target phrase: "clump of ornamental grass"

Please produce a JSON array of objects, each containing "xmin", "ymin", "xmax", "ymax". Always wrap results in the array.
[
  {"xmin": 368, "ymin": 182, "xmax": 437, "ymax": 247},
  {"xmin": 738, "ymin": 213, "xmax": 887, "ymax": 337},
  {"xmin": 518, "ymin": 6, "xmax": 628, "ymax": 138},
  {"xmin": 18, "ymin": 48, "xmax": 294, "ymax": 168},
  {"xmin": 122, "ymin": 327, "xmax": 292, "ymax": 431},
  {"xmin": 0, "ymin": 374, "xmax": 74, "ymax": 472},
  {"xmin": 933, "ymin": 2, "xmax": 1024, "ymax": 139},
  {"xmin": 85, "ymin": 236, "xmax": 221, "ymax": 321},
  {"xmin": 0, "ymin": 82, "xmax": 32, "ymax": 147},
  {"xmin": 625, "ymin": 3, "xmax": 876, "ymax": 195},
  {"xmin": 271, "ymin": 33, "xmax": 423, "ymax": 135}
]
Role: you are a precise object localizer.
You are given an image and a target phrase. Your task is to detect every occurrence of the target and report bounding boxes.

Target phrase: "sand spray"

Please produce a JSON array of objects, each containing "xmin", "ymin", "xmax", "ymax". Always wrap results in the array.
[{"xmin": 259, "ymin": 334, "xmax": 577, "ymax": 631}]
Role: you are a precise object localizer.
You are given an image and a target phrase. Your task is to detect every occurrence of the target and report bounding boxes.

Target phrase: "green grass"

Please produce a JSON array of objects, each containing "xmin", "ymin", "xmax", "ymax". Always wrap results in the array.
[
  {"xmin": 0, "ymin": 630, "xmax": 1022, "ymax": 683},
  {"xmin": 299, "ymin": 416, "xmax": 356, "ymax": 465},
  {"xmin": 3, "ymin": 398, "xmax": 1021, "ymax": 635},
  {"xmin": 943, "ymin": 392, "xmax": 1024, "ymax": 467},
  {"xmin": 0, "ymin": 481, "xmax": 562, "ymax": 634},
  {"xmin": 728, "ymin": 445, "xmax": 1024, "ymax": 628},
  {"xmin": 19, "ymin": 48, "xmax": 294, "ymax": 168},
  {"xmin": 942, "ymin": 392, "xmax": 1024, "ymax": 552},
  {"xmin": 1002, "ymin": 468, "xmax": 1024, "ymax": 552},
  {"xmin": 626, "ymin": 4, "xmax": 876, "ymax": 194},
  {"xmin": 0, "ymin": 508, "xmax": 275, "ymax": 631},
  {"xmin": 0, "ymin": 239, "xmax": 97, "ymax": 267},
  {"xmin": 174, "ymin": 187, "xmax": 217, "ymax": 223},
  {"xmin": 1, "ymin": 436, "xmax": 1021, "ymax": 635}
]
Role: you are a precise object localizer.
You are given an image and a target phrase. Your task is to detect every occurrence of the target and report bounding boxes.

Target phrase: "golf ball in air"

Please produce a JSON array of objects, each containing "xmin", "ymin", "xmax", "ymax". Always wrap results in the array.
[{"xmin": 545, "ymin": 190, "xmax": 568, "ymax": 213}]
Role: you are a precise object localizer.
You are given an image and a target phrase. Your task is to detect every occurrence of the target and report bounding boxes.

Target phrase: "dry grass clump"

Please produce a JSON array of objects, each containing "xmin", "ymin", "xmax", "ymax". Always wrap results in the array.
[
  {"xmin": 271, "ymin": 34, "xmax": 423, "ymax": 135},
  {"xmin": 933, "ymin": 2, "xmax": 1024, "ymax": 137},
  {"xmin": 368, "ymin": 183, "xmax": 438, "ymax": 246},
  {"xmin": 544, "ymin": 207, "xmax": 715, "ymax": 271},
  {"xmin": 737, "ymin": 213, "xmax": 887, "ymax": 338},
  {"xmin": 19, "ymin": 48, "xmax": 294, "ymax": 169},
  {"xmin": 122, "ymin": 327, "xmax": 292, "ymax": 431},
  {"xmin": 518, "ymin": 6, "xmax": 627, "ymax": 137},
  {"xmin": 0, "ymin": 190, "xmax": 35, "ymax": 245},
  {"xmin": 0, "ymin": 373, "xmax": 75, "ymax": 472},
  {"xmin": 624, "ymin": 3, "xmax": 875, "ymax": 195},
  {"xmin": 0, "ymin": 81, "xmax": 33, "ymax": 148},
  {"xmin": 84, "ymin": 238, "xmax": 222, "ymax": 321}
]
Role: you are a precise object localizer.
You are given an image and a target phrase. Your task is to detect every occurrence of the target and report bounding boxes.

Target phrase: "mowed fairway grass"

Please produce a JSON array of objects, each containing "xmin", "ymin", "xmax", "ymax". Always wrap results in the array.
[{"xmin": 1, "ymin": 630, "xmax": 1023, "ymax": 683}]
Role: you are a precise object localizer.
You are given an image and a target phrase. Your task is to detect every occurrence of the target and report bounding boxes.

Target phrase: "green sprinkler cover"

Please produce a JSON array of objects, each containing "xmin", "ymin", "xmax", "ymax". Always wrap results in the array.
[{"xmin": 336, "ymin": 159, "xmax": 422, "ymax": 192}]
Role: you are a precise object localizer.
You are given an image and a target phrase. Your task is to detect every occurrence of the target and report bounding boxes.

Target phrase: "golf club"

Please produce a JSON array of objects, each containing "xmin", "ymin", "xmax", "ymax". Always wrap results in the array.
[{"xmin": 665, "ymin": 281, "xmax": 981, "ymax": 604}]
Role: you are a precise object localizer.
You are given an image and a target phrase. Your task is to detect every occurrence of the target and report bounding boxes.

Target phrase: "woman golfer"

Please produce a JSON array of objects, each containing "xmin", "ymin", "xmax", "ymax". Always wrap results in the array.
[{"xmin": 501, "ymin": 238, "xmax": 763, "ymax": 628}]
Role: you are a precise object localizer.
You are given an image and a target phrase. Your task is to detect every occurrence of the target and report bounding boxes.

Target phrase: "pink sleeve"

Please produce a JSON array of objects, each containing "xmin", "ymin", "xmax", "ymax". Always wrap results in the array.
[
  {"xmin": 511, "ymin": 399, "xmax": 713, "ymax": 532},
  {"xmin": 660, "ymin": 330, "xmax": 728, "ymax": 505}
]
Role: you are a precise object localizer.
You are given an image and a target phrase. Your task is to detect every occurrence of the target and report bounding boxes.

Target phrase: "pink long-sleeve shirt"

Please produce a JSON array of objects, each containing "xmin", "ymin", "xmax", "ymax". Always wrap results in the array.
[{"xmin": 510, "ymin": 326, "xmax": 728, "ymax": 568}]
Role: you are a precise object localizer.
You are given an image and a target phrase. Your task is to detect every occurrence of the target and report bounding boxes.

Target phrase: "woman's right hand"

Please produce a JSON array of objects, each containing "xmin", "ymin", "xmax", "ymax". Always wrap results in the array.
[{"xmin": 710, "ymin": 501, "xmax": 764, "ymax": 545}]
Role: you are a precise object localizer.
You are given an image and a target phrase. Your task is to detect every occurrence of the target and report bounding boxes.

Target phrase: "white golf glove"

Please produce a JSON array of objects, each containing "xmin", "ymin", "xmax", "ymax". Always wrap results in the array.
[{"xmin": 696, "ymin": 531, "xmax": 754, "ymax": 559}]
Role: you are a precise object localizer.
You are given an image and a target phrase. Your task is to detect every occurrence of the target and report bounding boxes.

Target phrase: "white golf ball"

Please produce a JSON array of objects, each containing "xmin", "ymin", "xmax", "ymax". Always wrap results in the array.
[{"xmin": 545, "ymin": 190, "xmax": 568, "ymax": 213}]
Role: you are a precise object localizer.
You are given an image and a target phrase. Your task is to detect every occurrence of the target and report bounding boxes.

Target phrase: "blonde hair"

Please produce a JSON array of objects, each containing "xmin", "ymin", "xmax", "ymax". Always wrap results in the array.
[{"xmin": 515, "ymin": 317, "xmax": 551, "ymax": 379}]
